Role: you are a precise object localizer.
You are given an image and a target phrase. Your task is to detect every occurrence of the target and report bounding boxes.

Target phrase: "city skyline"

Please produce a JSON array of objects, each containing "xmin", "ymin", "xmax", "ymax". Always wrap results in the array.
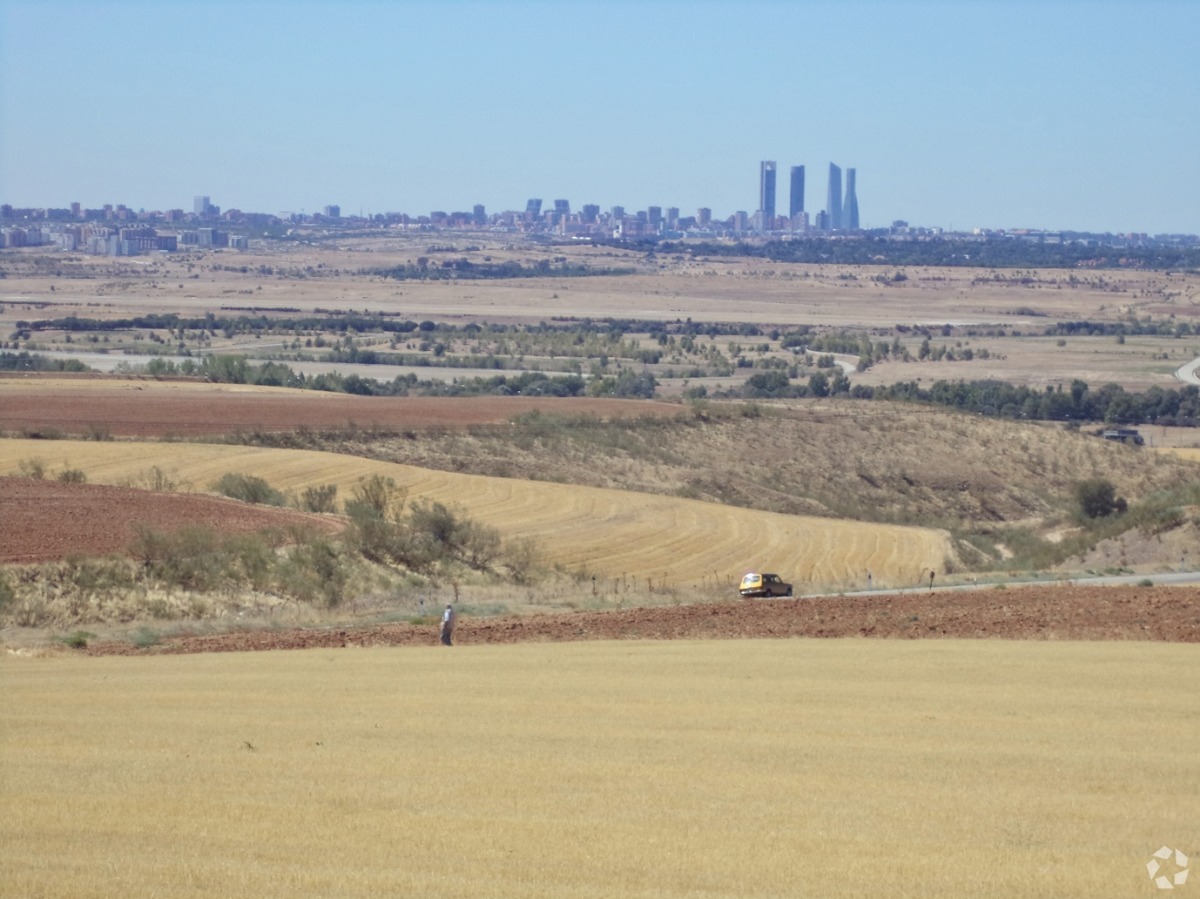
[{"xmin": 1, "ymin": 1, "xmax": 1197, "ymax": 234}]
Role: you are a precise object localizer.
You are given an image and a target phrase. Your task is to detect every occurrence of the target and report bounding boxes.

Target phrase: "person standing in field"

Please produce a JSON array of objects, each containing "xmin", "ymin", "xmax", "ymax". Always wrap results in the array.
[{"xmin": 440, "ymin": 604, "xmax": 456, "ymax": 646}]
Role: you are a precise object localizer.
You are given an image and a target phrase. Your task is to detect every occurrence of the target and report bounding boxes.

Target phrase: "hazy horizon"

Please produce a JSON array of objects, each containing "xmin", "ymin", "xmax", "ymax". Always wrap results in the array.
[{"xmin": 2, "ymin": 0, "xmax": 1197, "ymax": 234}]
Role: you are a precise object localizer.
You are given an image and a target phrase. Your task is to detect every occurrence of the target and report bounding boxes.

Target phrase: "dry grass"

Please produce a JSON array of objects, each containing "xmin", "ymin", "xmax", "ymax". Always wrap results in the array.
[
  {"xmin": 326, "ymin": 401, "xmax": 1200, "ymax": 533},
  {"xmin": 4, "ymin": 241, "xmax": 1198, "ymax": 334},
  {"xmin": 0, "ymin": 438, "xmax": 951, "ymax": 590},
  {"xmin": 3, "ymin": 639, "xmax": 1197, "ymax": 897}
]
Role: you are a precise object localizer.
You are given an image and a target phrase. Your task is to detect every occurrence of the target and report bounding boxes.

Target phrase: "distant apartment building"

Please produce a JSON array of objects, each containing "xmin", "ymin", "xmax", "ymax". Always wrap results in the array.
[{"xmin": 323, "ymin": 205, "xmax": 341, "ymax": 219}]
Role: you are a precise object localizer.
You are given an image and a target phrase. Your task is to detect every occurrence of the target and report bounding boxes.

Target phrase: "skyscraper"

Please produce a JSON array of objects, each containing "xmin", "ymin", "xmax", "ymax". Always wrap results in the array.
[
  {"xmin": 789, "ymin": 165, "xmax": 805, "ymax": 219},
  {"xmin": 842, "ymin": 168, "xmax": 859, "ymax": 230},
  {"xmin": 759, "ymin": 161, "xmax": 776, "ymax": 231},
  {"xmin": 827, "ymin": 164, "xmax": 842, "ymax": 230}
]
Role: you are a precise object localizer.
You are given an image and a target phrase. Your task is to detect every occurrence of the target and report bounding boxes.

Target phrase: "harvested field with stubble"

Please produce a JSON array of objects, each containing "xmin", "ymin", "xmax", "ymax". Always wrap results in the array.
[
  {"xmin": 4, "ymin": 638, "xmax": 1198, "ymax": 898},
  {"xmin": 0, "ymin": 438, "xmax": 951, "ymax": 590},
  {"xmin": 6, "ymin": 243, "xmax": 1200, "ymax": 899}
]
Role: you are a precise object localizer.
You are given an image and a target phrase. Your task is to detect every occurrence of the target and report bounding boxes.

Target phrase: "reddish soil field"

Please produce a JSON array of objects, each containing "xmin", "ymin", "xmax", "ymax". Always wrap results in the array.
[
  {"xmin": 0, "ymin": 375, "xmax": 681, "ymax": 437},
  {"xmin": 0, "ymin": 477, "xmax": 339, "ymax": 564},
  {"xmin": 82, "ymin": 584, "xmax": 1200, "ymax": 655}
]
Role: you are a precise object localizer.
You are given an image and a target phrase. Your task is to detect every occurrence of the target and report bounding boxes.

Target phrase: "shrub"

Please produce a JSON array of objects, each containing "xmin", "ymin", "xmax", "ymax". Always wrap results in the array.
[
  {"xmin": 277, "ymin": 535, "xmax": 348, "ymax": 607},
  {"xmin": 1074, "ymin": 478, "xmax": 1127, "ymax": 520},
  {"xmin": 17, "ymin": 457, "xmax": 46, "ymax": 479},
  {"xmin": 130, "ymin": 627, "xmax": 161, "ymax": 649},
  {"xmin": 346, "ymin": 474, "xmax": 406, "ymax": 519},
  {"xmin": 0, "ymin": 571, "xmax": 14, "ymax": 612},
  {"xmin": 300, "ymin": 482, "xmax": 338, "ymax": 513},
  {"xmin": 130, "ymin": 525, "xmax": 230, "ymax": 592},
  {"xmin": 57, "ymin": 467, "xmax": 87, "ymax": 484},
  {"xmin": 212, "ymin": 472, "xmax": 285, "ymax": 506},
  {"xmin": 504, "ymin": 536, "xmax": 543, "ymax": 585},
  {"xmin": 139, "ymin": 466, "xmax": 180, "ymax": 492}
]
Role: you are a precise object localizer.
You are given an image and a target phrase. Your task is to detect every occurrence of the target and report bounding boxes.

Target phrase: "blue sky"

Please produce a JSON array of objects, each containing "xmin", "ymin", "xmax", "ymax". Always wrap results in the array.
[{"xmin": 2, "ymin": 0, "xmax": 1197, "ymax": 233}]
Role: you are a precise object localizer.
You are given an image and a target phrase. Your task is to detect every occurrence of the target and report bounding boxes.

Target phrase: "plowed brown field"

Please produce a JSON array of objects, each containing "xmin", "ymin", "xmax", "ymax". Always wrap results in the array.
[
  {"xmin": 0, "ymin": 374, "xmax": 680, "ymax": 437},
  {"xmin": 0, "ymin": 477, "xmax": 338, "ymax": 563},
  {"xmin": 80, "ymin": 584, "xmax": 1200, "ymax": 654}
]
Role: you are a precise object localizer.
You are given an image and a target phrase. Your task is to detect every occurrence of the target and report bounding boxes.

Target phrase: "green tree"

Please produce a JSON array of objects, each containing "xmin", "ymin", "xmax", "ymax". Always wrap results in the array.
[{"xmin": 1074, "ymin": 479, "xmax": 1127, "ymax": 520}]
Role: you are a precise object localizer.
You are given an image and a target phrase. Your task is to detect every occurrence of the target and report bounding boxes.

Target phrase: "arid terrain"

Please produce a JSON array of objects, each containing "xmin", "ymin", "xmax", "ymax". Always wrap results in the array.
[
  {"xmin": 5, "ymin": 237, "xmax": 1200, "ymax": 652},
  {"xmin": 73, "ymin": 584, "xmax": 1200, "ymax": 655}
]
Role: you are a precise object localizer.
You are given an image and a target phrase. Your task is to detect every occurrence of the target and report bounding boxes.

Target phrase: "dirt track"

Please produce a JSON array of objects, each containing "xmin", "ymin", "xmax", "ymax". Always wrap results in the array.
[{"xmin": 80, "ymin": 584, "xmax": 1200, "ymax": 655}]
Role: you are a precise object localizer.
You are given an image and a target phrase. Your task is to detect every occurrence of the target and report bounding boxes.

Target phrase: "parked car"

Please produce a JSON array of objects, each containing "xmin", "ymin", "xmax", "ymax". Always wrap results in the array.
[{"xmin": 739, "ymin": 572, "xmax": 793, "ymax": 598}]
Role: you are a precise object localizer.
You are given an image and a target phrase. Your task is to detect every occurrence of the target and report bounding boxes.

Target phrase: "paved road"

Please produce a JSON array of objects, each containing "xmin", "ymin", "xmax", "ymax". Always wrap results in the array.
[
  {"xmin": 1174, "ymin": 356, "xmax": 1200, "ymax": 386},
  {"xmin": 808, "ymin": 569, "xmax": 1200, "ymax": 599}
]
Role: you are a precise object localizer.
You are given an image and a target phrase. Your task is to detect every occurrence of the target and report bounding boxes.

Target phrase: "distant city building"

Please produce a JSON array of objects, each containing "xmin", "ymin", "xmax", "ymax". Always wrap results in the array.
[
  {"xmin": 525, "ymin": 198, "xmax": 542, "ymax": 219},
  {"xmin": 648, "ymin": 206, "xmax": 663, "ymax": 228},
  {"xmin": 581, "ymin": 204, "xmax": 599, "ymax": 223},
  {"xmin": 554, "ymin": 199, "xmax": 570, "ymax": 216},
  {"xmin": 194, "ymin": 195, "xmax": 213, "ymax": 218},
  {"xmin": 759, "ymin": 161, "xmax": 776, "ymax": 230},
  {"xmin": 826, "ymin": 164, "xmax": 842, "ymax": 230},
  {"xmin": 734, "ymin": 210, "xmax": 749, "ymax": 233},
  {"xmin": 611, "ymin": 205, "xmax": 625, "ymax": 221},
  {"xmin": 789, "ymin": 165, "xmax": 805, "ymax": 219},
  {"xmin": 842, "ymin": 168, "xmax": 859, "ymax": 230},
  {"xmin": 666, "ymin": 207, "xmax": 679, "ymax": 229},
  {"xmin": 473, "ymin": 204, "xmax": 486, "ymax": 225},
  {"xmin": 323, "ymin": 205, "xmax": 341, "ymax": 218},
  {"xmin": 815, "ymin": 209, "xmax": 830, "ymax": 232},
  {"xmin": 697, "ymin": 207, "xmax": 712, "ymax": 227}
]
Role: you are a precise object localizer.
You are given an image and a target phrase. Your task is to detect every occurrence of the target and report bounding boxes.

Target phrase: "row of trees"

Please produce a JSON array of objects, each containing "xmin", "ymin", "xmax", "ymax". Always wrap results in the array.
[
  {"xmin": 731, "ymin": 367, "xmax": 1200, "ymax": 427},
  {"xmin": 659, "ymin": 236, "xmax": 1200, "ymax": 270},
  {"xmin": 372, "ymin": 259, "xmax": 635, "ymax": 280}
]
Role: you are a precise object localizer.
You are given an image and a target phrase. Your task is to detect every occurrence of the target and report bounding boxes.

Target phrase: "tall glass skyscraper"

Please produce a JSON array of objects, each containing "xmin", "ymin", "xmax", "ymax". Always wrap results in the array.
[
  {"xmin": 789, "ymin": 165, "xmax": 805, "ymax": 218},
  {"xmin": 827, "ymin": 163, "xmax": 842, "ymax": 231},
  {"xmin": 842, "ymin": 168, "xmax": 859, "ymax": 230},
  {"xmin": 759, "ymin": 161, "xmax": 777, "ymax": 230}
]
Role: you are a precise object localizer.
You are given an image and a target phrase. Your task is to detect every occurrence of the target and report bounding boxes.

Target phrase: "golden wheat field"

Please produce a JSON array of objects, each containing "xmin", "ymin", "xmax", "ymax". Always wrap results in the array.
[
  {"xmin": 0, "ymin": 439, "xmax": 950, "ymax": 590},
  {"xmin": 3, "ymin": 640, "xmax": 1197, "ymax": 898}
]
